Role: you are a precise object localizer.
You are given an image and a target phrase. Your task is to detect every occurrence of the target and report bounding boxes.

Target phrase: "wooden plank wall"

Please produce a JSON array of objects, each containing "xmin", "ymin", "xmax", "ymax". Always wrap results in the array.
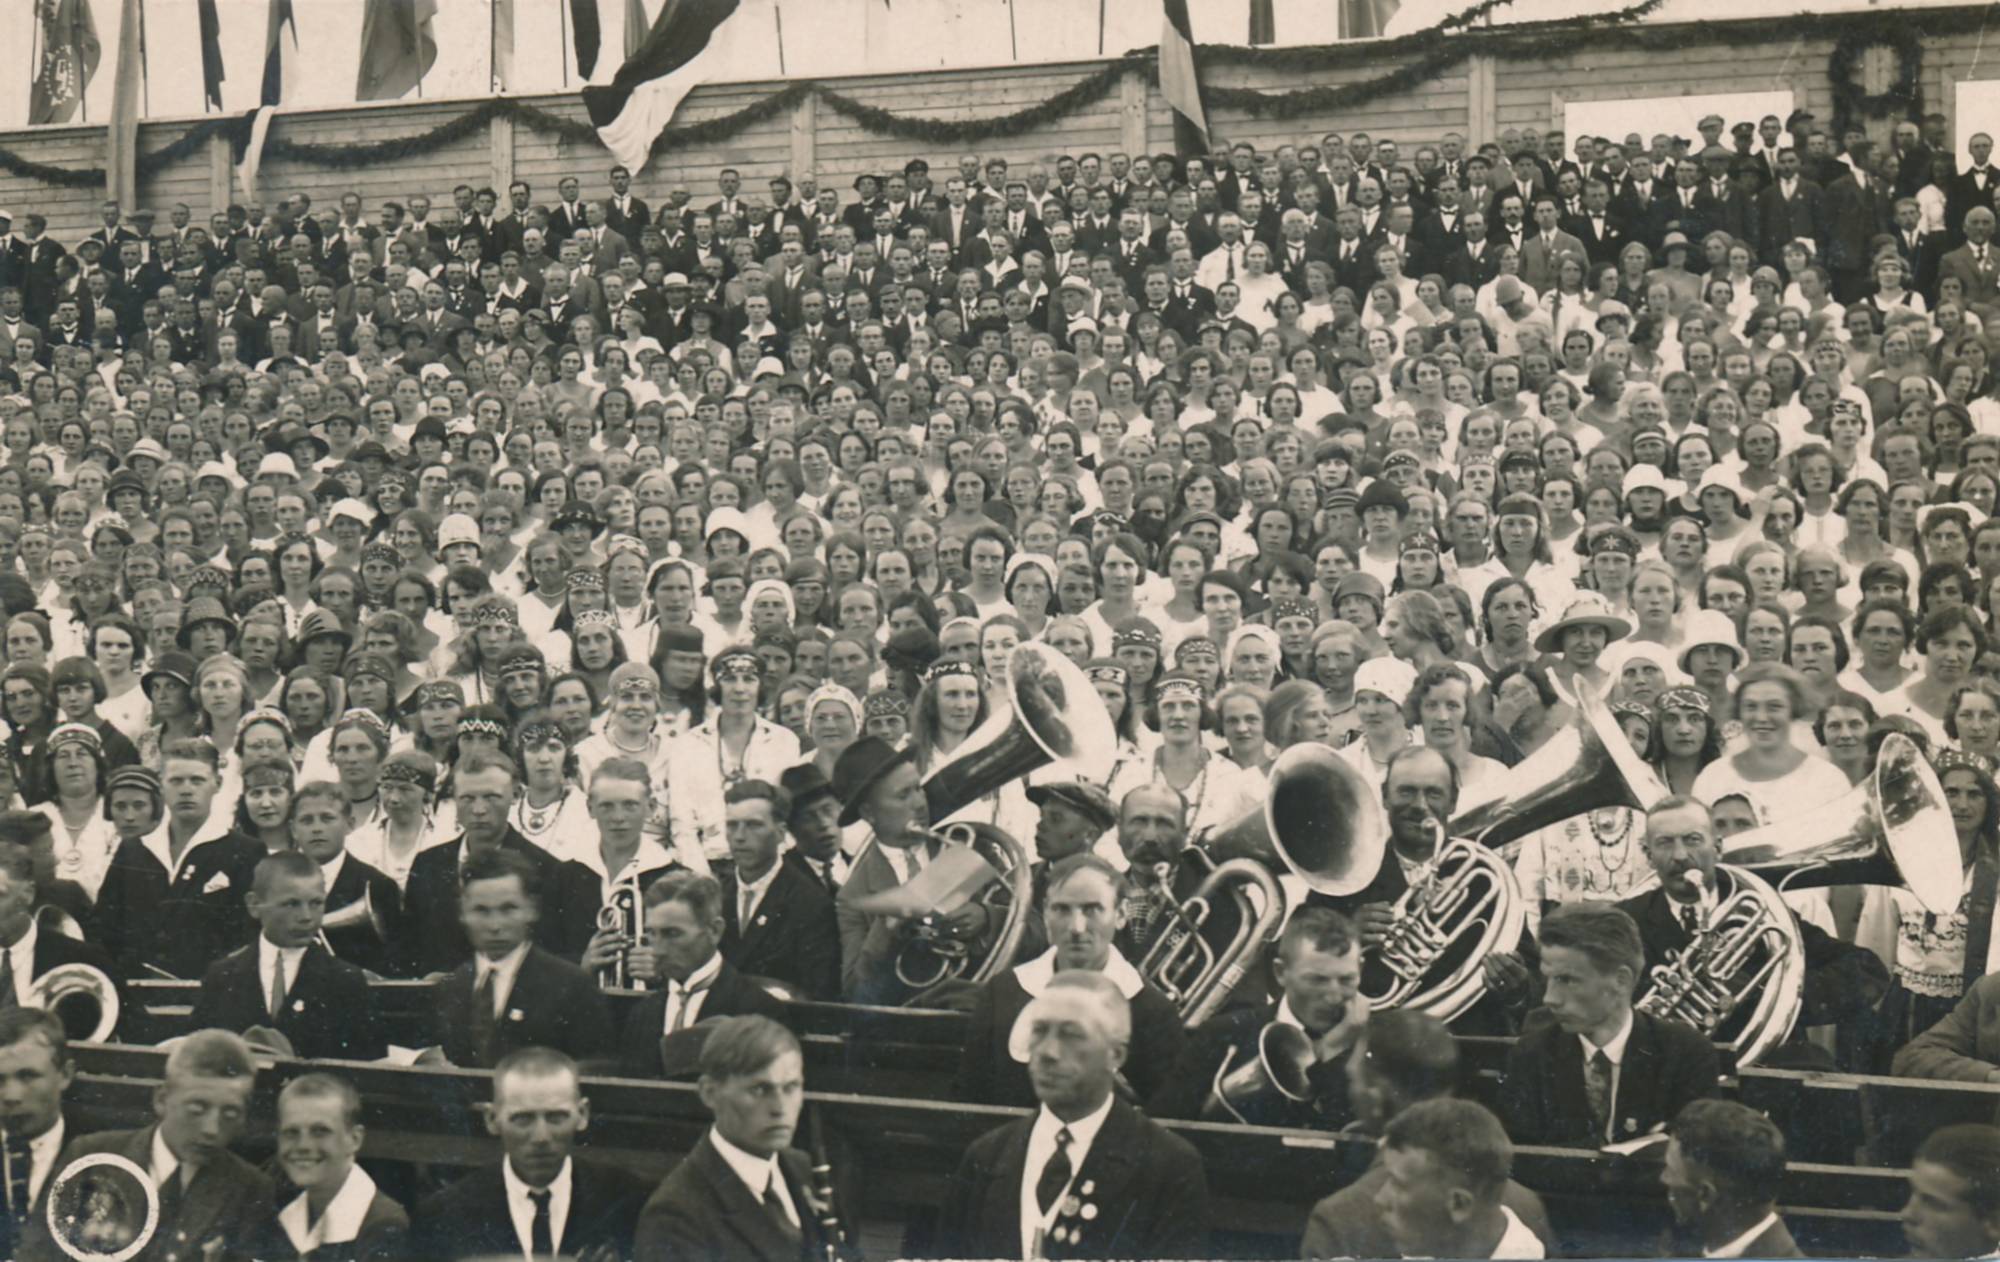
[{"xmin": 0, "ymin": 11, "xmax": 1992, "ymax": 247}]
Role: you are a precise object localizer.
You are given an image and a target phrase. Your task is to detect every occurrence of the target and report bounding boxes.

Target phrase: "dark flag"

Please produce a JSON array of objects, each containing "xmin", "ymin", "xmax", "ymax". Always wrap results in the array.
[
  {"xmin": 583, "ymin": 0, "xmax": 743, "ymax": 174},
  {"xmin": 197, "ymin": 0, "xmax": 224, "ymax": 110},
  {"xmin": 1160, "ymin": 0, "xmax": 1208, "ymax": 159},
  {"xmin": 571, "ymin": 0, "xmax": 603, "ymax": 78}
]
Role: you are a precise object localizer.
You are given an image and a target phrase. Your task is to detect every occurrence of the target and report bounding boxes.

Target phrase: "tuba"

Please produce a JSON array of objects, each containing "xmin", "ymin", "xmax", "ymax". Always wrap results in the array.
[
  {"xmin": 920, "ymin": 641, "xmax": 1115, "ymax": 821},
  {"xmin": 1202, "ymin": 1021, "xmax": 1317, "ymax": 1125},
  {"xmin": 596, "ymin": 873, "xmax": 647, "ymax": 991},
  {"xmin": 1360, "ymin": 825, "xmax": 1526, "ymax": 1024},
  {"xmin": 1718, "ymin": 732, "xmax": 1961, "ymax": 914},
  {"xmin": 44, "ymin": 1152, "xmax": 159, "ymax": 1260},
  {"xmin": 1636, "ymin": 866, "xmax": 1807, "ymax": 1067},
  {"xmin": 319, "ymin": 885, "xmax": 392, "ymax": 962},
  {"xmin": 30, "ymin": 962, "xmax": 119, "ymax": 1044},
  {"xmin": 1456, "ymin": 695, "xmax": 1668, "ymax": 854},
  {"xmin": 893, "ymin": 820, "xmax": 1035, "ymax": 1005},
  {"xmin": 1142, "ymin": 743, "xmax": 1382, "ymax": 1025}
]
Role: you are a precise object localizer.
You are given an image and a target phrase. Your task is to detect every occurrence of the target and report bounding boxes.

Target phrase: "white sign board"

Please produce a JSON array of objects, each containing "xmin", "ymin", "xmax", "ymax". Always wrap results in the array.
[
  {"xmin": 1563, "ymin": 91, "xmax": 1795, "ymax": 150},
  {"xmin": 1957, "ymin": 80, "xmax": 2000, "ymax": 171}
]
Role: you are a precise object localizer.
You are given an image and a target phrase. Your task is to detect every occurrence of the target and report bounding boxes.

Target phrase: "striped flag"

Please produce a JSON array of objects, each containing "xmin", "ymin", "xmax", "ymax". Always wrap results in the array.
[
  {"xmin": 106, "ymin": 0, "xmax": 144, "ymax": 211},
  {"xmin": 570, "ymin": 0, "xmax": 603, "ymax": 78},
  {"xmin": 583, "ymin": 0, "xmax": 743, "ymax": 175},
  {"xmin": 29, "ymin": 0, "xmax": 102, "ymax": 125},
  {"xmin": 239, "ymin": 0, "xmax": 299, "ymax": 199},
  {"xmin": 196, "ymin": 0, "xmax": 224, "ymax": 110},
  {"xmin": 1159, "ymin": 0, "xmax": 1208, "ymax": 158},
  {"xmin": 357, "ymin": 0, "xmax": 439, "ymax": 101}
]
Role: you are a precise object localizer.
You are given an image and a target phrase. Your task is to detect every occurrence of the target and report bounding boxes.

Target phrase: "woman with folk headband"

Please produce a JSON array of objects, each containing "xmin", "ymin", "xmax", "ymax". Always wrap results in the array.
[
  {"xmin": 407, "ymin": 679, "xmax": 466, "ymax": 762},
  {"xmin": 233, "ymin": 757, "xmax": 296, "ymax": 855},
  {"xmin": 509, "ymin": 713, "xmax": 591, "ymax": 863},
  {"xmin": 1172, "ymin": 635, "xmax": 1222, "ymax": 701},
  {"xmin": 493, "ymin": 645, "xmax": 549, "ymax": 728},
  {"xmin": 602, "ymin": 534, "xmax": 653, "ymax": 636},
  {"xmin": 666, "ymin": 647, "xmax": 801, "ymax": 869},
  {"xmin": 327, "ymin": 708, "xmax": 392, "ymax": 832},
  {"xmin": 1083, "ymin": 658, "xmax": 1152, "ymax": 792},
  {"xmin": 568, "ymin": 609, "xmax": 629, "ymax": 706},
  {"xmin": 35, "ymin": 722, "xmax": 119, "ymax": 901},
  {"xmin": 357, "ymin": 542, "xmax": 404, "ymax": 618},
  {"xmin": 861, "ymin": 689, "xmax": 911, "ymax": 746},
  {"xmin": 906, "ymin": 658, "xmax": 1034, "ymax": 843},
  {"xmin": 1647, "ymin": 685, "xmax": 1724, "ymax": 797},
  {"xmin": 347, "ymin": 749, "xmax": 449, "ymax": 891},
  {"xmin": 1862, "ymin": 747, "xmax": 2000, "ymax": 1073},
  {"xmin": 1108, "ymin": 671, "xmax": 1261, "ymax": 845},
  {"xmin": 446, "ymin": 596, "xmax": 531, "ymax": 707}
]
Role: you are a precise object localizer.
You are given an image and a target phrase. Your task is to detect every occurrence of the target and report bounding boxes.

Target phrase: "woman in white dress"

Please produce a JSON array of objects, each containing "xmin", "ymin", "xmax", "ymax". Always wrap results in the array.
[{"xmin": 1691, "ymin": 662, "xmax": 1849, "ymax": 830}]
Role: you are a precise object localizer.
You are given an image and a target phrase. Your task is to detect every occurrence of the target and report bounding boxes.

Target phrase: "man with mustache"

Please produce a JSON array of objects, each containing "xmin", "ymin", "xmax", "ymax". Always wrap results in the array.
[{"xmin": 1618, "ymin": 795, "xmax": 1887, "ymax": 1058}]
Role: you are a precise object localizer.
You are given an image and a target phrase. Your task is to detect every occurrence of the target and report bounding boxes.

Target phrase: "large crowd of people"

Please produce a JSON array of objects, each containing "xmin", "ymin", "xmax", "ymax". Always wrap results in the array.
[{"xmin": 0, "ymin": 102, "xmax": 1993, "ymax": 1258}]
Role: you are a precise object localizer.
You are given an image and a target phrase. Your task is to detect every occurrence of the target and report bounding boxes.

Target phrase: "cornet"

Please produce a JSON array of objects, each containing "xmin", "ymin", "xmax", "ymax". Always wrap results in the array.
[{"xmin": 596, "ymin": 873, "xmax": 648, "ymax": 990}]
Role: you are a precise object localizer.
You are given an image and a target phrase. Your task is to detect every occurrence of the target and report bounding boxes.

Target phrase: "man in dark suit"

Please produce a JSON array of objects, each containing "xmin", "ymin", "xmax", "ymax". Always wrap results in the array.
[
  {"xmin": 1755, "ymin": 146, "xmax": 1824, "ymax": 266},
  {"xmin": 604, "ymin": 164, "xmax": 651, "ymax": 242},
  {"xmin": 288, "ymin": 778, "xmax": 404, "ymax": 979},
  {"xmin": 1562, "ymin": 178, "xmax": 1628, "ymax": 267},
  {"xmin": 1617, "ymin": 794, "xmax": 1888, "ymax": 1052},
  {"xmin": 1661, "ymin": 1099, "xmax": 1805, "ymax": 1259},
  {"xmin": 20, "ymin": 1030, "xmax": 274, "ymax": 1262},
  {"xmin": 720, "ymin": 780, "xmax": 839, "ymax": 1000},
  {"xmin": 936, "ymin": 972, "xmax": 1210, "ymax": 1260},
  {"xmin": 1149, "ymin": 906, "xmax": 1364, "ymax": 1126},
  {"xmin": 634, "ymin": 1016, "xmax": 833, "ymax": 1261},
  {"xmin": 188, "ymin": 851, "xmax": 385, "ymax": 1061},
  {"xmin": 1500, "ymin": 902, "xmax": 1718, "ymax": 1148},
  {"xmin": 1949, "ymin": 132, "xmax": 1999, "ymax": 244},
  {"xmin": 0, "ymin": 1009, "xmax": 81, "ymax": 1260},
  {"xmin": 1822, "ymin": 139, "xmax": 1890, "ymax": 301},
  {"xmin": 613, "ymin": 870, "xmax": 785, "ymax": 1079},
  {"xmin": 957, "ymin": 853, "xmax": 1184, "ymax": 1109},
  {"xmin": 413, "ymin": 1047, "xmax": 648, "ymax": 1261},
  {"xmin": 401, "ymin": 753, "xmax": 559, "ymax": 976},
  {"xmin": 1937, "ymin": 206, "xmax": 2000, "ymax": 318},
  {"xmin": 1301, "ymin": 1010, "xmax": 1554, "ymax": 1259},
  {"xmin": 423, "ymin": 848, "xmax": 612, "ymax": 1069}
]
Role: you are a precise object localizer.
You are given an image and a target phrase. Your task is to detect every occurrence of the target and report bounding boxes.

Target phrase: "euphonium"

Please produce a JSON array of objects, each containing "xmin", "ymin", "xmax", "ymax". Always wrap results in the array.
[
  {"xmin": 596, "ymin": 874, "xmax": 646, "ymax": 991},
  {"xmin": 921, "ymin": 641, "xmax": 1114, "ymax": 822},
  {"xmin": 1141, "ymin": 743, "xmax": 1378, "ymax": 1025},
  {"xmin": 29, "ymin": 962, "xmax": 119, "ymax": 1044},
  {"xmin": 1635, "ymin": 866, "xmax": 1807, "ymax": 1067},
  {"xmin": 1360, "ymin": 825, "xmax": 1525, "ymax": 1024},
  {"xmin": 1457, "ymin": 695, "xmax": 1668, "ymax": 854}
]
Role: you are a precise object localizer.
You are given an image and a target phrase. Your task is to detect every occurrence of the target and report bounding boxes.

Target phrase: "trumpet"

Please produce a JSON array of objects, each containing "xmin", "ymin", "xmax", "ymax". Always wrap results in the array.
[
  {"xmin": 596, "ymin": 873, "xmax": 647, "ymax": 991},
  {"xmin": 1360, "ymin": 823, "xmax": 1525, "ymax": 1024}
]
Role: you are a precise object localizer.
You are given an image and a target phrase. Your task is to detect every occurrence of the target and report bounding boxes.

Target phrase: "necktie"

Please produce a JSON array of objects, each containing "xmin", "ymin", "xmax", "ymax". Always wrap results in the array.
[
  {"xmin": 739, "ymin": 882, "xmax": 757, "ymax": 929},
  {"xmin": 1584, "ymin": 1049, "xmax": 1613, "ymax": 1140},
  {"xmin": 470, "ymin": 966, "xmax": 497, "ymax": 1058},
  {"xmin": 667, "ymin": 978, "xmax": 711, "ymax": 1032},
  {"xmin": 529, "ymin": 1187, "xmax": 553, "ymax": 1259},
  {"xmin": 5, "ymin": 1136, "xmax": 31, "ymax": 1223},
  {"xmin": 1036, "ymin": 1128, "xmax": 1074, "ymax": 1214},
  {"xmin": 1225, "ymin": 246, "xmax": 1237, "ymax": 280},
  {"xmin": 157, "ymin": 1168, "xmax": 186, "ymax": 1231},
  {"xmin": 0, "ymin": 949, "xmax": 14, "ymax": 1011},
  {"xmin": 268, "ymin": 951, "xmax": 288, "ymax": 1019},
  {"xmin": 1679, "ymin": 902, "xmax": 1700, "ymax": 935},
  {"xmin": 764, "ymin": 1175, "xmax": 801, "ymax": 1239}
]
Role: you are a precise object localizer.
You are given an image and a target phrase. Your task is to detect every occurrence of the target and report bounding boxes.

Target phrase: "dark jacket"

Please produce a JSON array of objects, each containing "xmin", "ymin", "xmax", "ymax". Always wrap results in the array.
[
  {"xmin": 613, "ymin": 958, "xmax": 786, "ymax": 1079},
  {"xmin": 399, "ymin": 830, "xmax": 559, "ymax": 977},
  {"xmin": 190, "ymin": 940, "xmax": 386, "ymax": 1061},
  {"xmin": 320, "ymin": 852, "xmax": 405, "ymax": 979},
  {"xmin": 935, "ymin": 1098, "xmax": 1209, "ymax": 1260},
  {"xmin": 429, "ymin": 945, "xmax": 614, "ymax": 1069},
  {"xmin": 1499, "ymin": 1007, "xmax": 1718, "ymax": 1147},
  {"xmin": 1148, "ymin": 1001, "xmax": 1351, "ymax": 1126},
  {"xmin": 411, "ymin": 1156, "xmax": 646, "ymax": 1261},
  {"xmin": 93, "ymin": 827, "xmax": 265, "ymax": 981},
  {"xmin": 1300, "ymin": 1152, "xmax": 1553, "ymax": 1259},
  {"xmin": 633, "ymin": 1132, "xmax": 831, "ymax": 1262},
  {"xmin": 19, "ymin": 1124, "xmax": 276, "ymax": 1262},
  {"xmin": 248, "ymin": 1180, "xmax": 410, "ymax": 1261},
  {"xmin": 1895, "ymin": 971, "xmax": 2000, "ymax": 1082},
  {"xmin": 721, "ymin": 863, "xmax": 841, "ymax": 1001},
  {"xmin": 954, "ymin": 955, "xmax": 1185, "ymax": 1109}
]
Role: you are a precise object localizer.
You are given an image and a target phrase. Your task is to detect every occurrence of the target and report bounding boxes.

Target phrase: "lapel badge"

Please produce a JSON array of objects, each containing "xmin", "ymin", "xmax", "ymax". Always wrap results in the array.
[
  {"xmin": 1080, "ymin": 1180, "xmax": 1094, "ymax": 1195},
  {"xmin": 1623, "ymin": 1117, "xmax": 1638, "ymax": 1134},
  {"xmin": 509, "ymin": 1008, "xmax": 526, "ymax": 1022},
  {"xmin": 291, "ymin": 999, "xmax": 305, "ymax": 1013},
  {"xmin": 755, "ymin": 914, "xmax": 768, "ymax": 927}
]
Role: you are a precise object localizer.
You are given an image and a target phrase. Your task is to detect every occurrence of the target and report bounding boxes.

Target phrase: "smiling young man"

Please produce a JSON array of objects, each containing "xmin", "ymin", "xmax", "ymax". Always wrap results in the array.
[{"xmin": 261, "ymin": 1073, "xmax": 409, "ymax": 1259}]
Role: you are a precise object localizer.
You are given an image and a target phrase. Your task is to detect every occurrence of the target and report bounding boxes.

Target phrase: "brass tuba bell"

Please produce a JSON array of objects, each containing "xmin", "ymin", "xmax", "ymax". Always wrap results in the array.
[
  {"xmin": 1718, "ymin": 732, "xmax": 1961, "ymax": 914},
  {"xmin": 29, "ymin": 962, "xmax": 119, "ymax": 1044},
  {"xmin": 1360, "ymin": 829, "xmax": 1526, "ymax": 1024},
  {"xmin": 1455, "ymin": 694, "xmax": 1667, "ymax": 853},
  {"xmin": 1635, "ymin": 866, "xmax": 1807, "ymax": 1067},
  {"xmin": 921, "ymin": 641, "xmax": 1115, "ymax": 822},
  {"xmin": 1202, "ymin": 1022, "xmax": 1317, "ymax": 1124},
  {"xmin": 319, "ymin": 884, "xmax": 392, "ymax": 962}
]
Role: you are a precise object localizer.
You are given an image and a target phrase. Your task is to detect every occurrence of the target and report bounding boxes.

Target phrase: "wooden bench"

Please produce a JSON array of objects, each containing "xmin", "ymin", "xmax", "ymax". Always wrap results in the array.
[{"xmin": 68, "ymin": 1044, "xmax": 1911, "ymax": 1258}]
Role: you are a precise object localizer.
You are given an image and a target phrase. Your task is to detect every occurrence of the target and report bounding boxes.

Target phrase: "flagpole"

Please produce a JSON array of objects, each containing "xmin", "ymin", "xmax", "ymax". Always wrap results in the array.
[
  {"xmin": 1097, "ymin": 0, "xmax": 1105, "ymax": 54},
  {"xmin": 138, "ymin": 0, "xmax": 150, "ymax": 118},
  {"xmin": 773, "ymin": 2, "xmax": 785, "ymax": 76},
  {"xmin": 489, "ymin": 0, "xmax": 497, "ymax": 92},
  {"xmin": 28, "ymin": 9, "xmax": 43, "ymax": 124},
  {"xmin": 1007, "ymin": 0, "xmax": 1018, "ymax": 59},
  {"xmin": 559, "ymin": 0, "xmax": 570, "ymax": 86}
]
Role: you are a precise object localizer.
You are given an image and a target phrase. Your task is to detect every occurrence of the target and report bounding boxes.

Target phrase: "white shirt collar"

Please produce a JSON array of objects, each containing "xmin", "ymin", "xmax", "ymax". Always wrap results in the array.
[
  {"xmin": 318, "ymin": 850, "xmax": 348, "ymax": 895},
  {"xmin": 279, "ymin": 1162, "xmax": 379, "ymax": 1253},
  {"xmin": 1031, "ymin": 1094, "xmax": 1114, "ymax": 1152},
  {"xmin": 579, "ymin": 835, "xmax": 676, "ymax": 883},
  {"xmin": 1012, "ymin": 946, "xmax": 1144, "ymax": 999},
  {"xmin": 1703, "ymin": 1211, "xmax": 1780, "ymax": 1259},
  {"xmin": 1580, "ymin": 1008, "xmax": 1636, "ymax": 1065},
  {"xmin": 1492, "ymin": 1204, "xmax": 1548, "ymax": 1258},
  {"xmin": 1022, "ymin": 1094, "xmax": 1116, "ymax": 1256},
  {"xmin": 502, "ymin": 1155, "xmax": 572, "ymax": 1258},
  {"xmin": 1, "ymin": 918, "xmax": 37, "ymax": 1004},
  {"xmin": 709, "ymin": 1124, "xmax": 790, "ymax": 1206},
  {"xmin": 676, "ymin": 950, "xmax": 723, "ymax": 995},
  {"xmin": 141, "ymin": 812, "xmax": 232, "ymax": 878},
  {"xmin": 475, "ymin": 940, "xmax": 533, "ymax": 1013},
  {"xmin": 148, "ymin": 1126, "xmax": 181, "ymax": 1190},
  {"xmin": 1273, "ymin": 996, "xmax": 1303, "ymax": 1031},
  {"xmin": 257, "ymin": 935, "xmax": 307, "ymax": 991}
]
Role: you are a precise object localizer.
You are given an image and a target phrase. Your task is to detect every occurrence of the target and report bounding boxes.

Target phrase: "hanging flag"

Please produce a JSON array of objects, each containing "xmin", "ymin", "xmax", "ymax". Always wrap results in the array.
[
  {"xmin": 197, "ymin": 0, "xmax": 225, "ymax": 110},
  {"xmin": 29, "ymin": 0, "xmax": 103, "ymax": 125},
  {"xmin": 1248, "ymin": 0, "xmax": 1275, "ymax": 43},
  {"xmin": 583, "ymin": 0, "xmax": 742, "ymax": 175},
  {"xmin": 1341, "ymin": 0, "xmax": 1398, "ymax": 37},
  {"xmin": 571, "ymin": 0, "xmax": 603, "ymax": 78},
  {"xmin": 493, "ymin": 0, "xmax": 515, "ymax": 90},
  {"xmin": 1159, "ymin": 0, "xmax": 1208, "ymax": 158},
  {"xmin": 357, "ymin": 0, "xmax": 440, "ymax": 101},
  {"xmin": 239, "ymin": 0, "xmax": 299, "ymax": 200},
  {"xmin": 106, "ymin": 0, "xmax": 144, "ymax": 211},
  {"xmin": 624, "ymin": 0, "xmax": 653, "ymax": 59}
]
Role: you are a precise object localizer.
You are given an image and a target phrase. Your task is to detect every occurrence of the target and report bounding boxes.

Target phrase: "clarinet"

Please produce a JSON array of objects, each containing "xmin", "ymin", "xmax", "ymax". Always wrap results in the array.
[{"xmin": 806, "ymin": 1104, "xmax": 857, "ymax": 1261}]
